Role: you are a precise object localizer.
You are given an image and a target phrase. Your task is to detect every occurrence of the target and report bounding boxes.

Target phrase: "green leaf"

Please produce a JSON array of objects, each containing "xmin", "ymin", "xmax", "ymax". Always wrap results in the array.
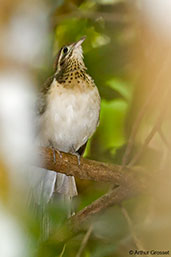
[
  {"xmin": 106, "ymin": 78, "xmax": 133, "ymax": 101},
  {"xmin": 97, "ymin": 99, "xmax": 127, "ymax": 150}
]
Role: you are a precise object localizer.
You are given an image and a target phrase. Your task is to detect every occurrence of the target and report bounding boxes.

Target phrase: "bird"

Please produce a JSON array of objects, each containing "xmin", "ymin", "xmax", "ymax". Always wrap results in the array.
[{"xmin": 37, "ymin": 36, "xmax": 101, "ymax": 220}]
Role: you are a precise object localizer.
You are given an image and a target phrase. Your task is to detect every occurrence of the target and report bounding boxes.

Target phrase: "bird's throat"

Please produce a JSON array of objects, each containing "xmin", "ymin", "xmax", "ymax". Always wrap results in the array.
[{"xmin": 55, "ymin": 58, "xmax": 90, "ymax": 89}]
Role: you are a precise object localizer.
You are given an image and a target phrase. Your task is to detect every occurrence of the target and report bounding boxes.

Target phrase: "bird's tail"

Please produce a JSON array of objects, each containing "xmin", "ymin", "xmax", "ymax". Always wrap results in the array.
[
  {"xmin": 55, "ymin": 173, "xmax": 77, "ymax": 198},
  {"xmin": 42, "ymin": 172, "xmax": 77, "ymax": 237},
  {"xmin": 55, "ymin": 173, "xmax": 78, "ymax": 216},
  {"xmin": 28, "ymin": 169, "xmax": 77, "ymax": 239}
]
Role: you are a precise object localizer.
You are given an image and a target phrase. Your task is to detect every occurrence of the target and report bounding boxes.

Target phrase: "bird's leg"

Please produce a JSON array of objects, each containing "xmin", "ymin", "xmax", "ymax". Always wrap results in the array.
[
  {"xmin": 73, "ymin": 152, "xmax": 81, "ymax": 166},
  {"xmin": 70, "ymin": 146, "xmax": 81, "ymax": 166},
  {"xmin": 53, "ymin": 148, "xmax": 63, "ymax": 163},
  {"xmin": 49, "ymin": 141, "xmax": 62, "ymax": 163},
  {"xmin": 53, "ymin": 148, "xmax": 56, "ymax": 163},
  {"xmin": 55, "ymin": 149, "xmax": 63, "ymax": 159}
]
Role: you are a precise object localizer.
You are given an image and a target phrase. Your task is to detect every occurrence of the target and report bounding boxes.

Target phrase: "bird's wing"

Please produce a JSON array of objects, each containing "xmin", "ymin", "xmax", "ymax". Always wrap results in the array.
[{"xmin": 37, "ymin": 75, "xmax": 54, "ymax": 116}]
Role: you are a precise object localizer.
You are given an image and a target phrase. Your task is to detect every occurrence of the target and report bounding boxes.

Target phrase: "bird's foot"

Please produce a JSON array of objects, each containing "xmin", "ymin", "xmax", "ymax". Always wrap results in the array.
[
  {"xmin": 52, "ymin": 148, "xmax": 62, "ymax": 163},
  {"xmin": 56, "ymin": 149, "xmax": 63, "ymax": 159},
  {"xmin": 71, "ymin": 152, "xmax": 81, "ymax": 166}
]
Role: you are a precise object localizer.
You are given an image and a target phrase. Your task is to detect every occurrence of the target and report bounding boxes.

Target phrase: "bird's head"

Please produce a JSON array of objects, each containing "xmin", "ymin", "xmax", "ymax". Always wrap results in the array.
[{"xmin": 54, "ymin": 36, "xmax": 86, "ymax": 73}]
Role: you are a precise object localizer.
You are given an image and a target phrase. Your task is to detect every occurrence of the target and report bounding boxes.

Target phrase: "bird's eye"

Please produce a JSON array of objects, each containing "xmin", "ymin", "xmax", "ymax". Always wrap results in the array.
[{"xmin": 63, "ymin": 47, "xmax": 68, "ymax": 54}]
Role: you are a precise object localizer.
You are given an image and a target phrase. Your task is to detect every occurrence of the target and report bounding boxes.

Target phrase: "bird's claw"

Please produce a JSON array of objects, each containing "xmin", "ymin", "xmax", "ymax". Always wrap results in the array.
[
  {"xmin": 56, "ymin": 149, "xmax": 63, "ymax": 159},
  {"xmin": 52, "ymin": 148, "xmax": 62, "ymax": 163},
  {"xmin": 72, "ymin": 152, "xmax": 81, "ymax": 166}
]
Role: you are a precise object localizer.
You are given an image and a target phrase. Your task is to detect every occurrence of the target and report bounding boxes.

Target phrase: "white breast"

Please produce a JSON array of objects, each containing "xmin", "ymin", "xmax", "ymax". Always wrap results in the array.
[{"xmin": 39, "ymin": 79, "xmax": 100, "ymax": 153}]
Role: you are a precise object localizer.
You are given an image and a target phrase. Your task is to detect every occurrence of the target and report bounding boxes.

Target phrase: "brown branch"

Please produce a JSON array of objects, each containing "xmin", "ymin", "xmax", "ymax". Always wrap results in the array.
[
  {"xmin": 70, "ymin": 175, "xmax": 146, "ymax": 231},
  {"xmin": 38, "ymin": 148, "xmax": 150, "ymax": 251},
  {"xmin": 46, "ymin": 177, "xmax": 147, "ymax": 248},
  {"xmin": 37, "ymin": 147, "xmax": 149, "ymax": 229},
  {"xmin": 38, "ymin": 147, "xmax": 142, "ymax": 186}
]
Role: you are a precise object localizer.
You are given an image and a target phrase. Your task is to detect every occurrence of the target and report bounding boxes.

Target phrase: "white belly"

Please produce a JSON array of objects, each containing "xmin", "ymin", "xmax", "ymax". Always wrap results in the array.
[{"xmin": 39, "ymin": 80, "xmax": 100, "ymax": 153}]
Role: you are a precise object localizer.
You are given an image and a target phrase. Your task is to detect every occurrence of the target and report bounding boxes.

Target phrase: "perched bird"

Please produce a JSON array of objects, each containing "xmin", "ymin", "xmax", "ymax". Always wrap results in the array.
[{"xmin": 37, "ymin": 36, "xmax": 101, "ymax": 214}]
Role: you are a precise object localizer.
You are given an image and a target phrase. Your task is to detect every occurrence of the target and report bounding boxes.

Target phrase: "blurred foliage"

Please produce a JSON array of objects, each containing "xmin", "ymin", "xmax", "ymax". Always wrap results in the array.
[{"xmin": 2, "ymin": 0, "xmax": 169, "ymax": 256}]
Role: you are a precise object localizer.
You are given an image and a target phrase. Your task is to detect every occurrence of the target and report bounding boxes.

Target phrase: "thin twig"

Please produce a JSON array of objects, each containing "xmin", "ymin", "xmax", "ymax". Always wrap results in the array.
[
  {"xmin": 158, "ymin": 127, "xmax": 171, "ymax": 150},
  {"xmin": 121, "ymin": 58, "xmax": 170, "ymax": 169},
  {"xmin": 76, "ymin": 225, "xmax": 93, "ymax": 257},
  {"xmin": 158, "ymin": 126, "xmax": 171, "ymax": 171},
  {"xmin": 121, "ymin": 86, "xmax": 158, "ymax": 168},
  {"xmin": 127, "ymin": 86, "xmax": 169, "ymax": 167},
  {"xmin": 127, "ymin": 111, "xmax": 164, "ymax": 167},
  {"xmin": 120, "ymin": 205, "xmax": 145, "ymax": 251},
  {"xmin": 59, "ymin": 244, "xmax": 66, "ymax": 257},
  {"xmin": 127, "ymin": 126, "xmax": 157, "ymax": 167}
]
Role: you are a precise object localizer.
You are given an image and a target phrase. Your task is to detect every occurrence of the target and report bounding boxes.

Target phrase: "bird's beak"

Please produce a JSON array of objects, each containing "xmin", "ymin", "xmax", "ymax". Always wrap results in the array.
[{"xmin": 73, "ymin": 36, "xmax": 86, "ymax": 49}]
